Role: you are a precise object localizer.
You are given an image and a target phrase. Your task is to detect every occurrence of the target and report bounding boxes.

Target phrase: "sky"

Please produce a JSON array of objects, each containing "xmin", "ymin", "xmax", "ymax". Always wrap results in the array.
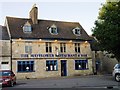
[{"xmin": 0, "ymin": 0, "xmax": 105, "ymax": 35}]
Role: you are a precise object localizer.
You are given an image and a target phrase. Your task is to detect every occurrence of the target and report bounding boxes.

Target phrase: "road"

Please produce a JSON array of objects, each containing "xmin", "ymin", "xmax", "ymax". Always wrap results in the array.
[{"xmin": 2, "ymin": 74, "xmax": 120, "ymax": 90}]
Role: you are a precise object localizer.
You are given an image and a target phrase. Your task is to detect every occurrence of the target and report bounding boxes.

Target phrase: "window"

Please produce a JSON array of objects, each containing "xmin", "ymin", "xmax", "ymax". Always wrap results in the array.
[
  {"xmin": 75, "ymin": 60, "xmax": 88, "ymax": 70},
  {"xmin": 17, "ymin": 61, "xmax": 34, "ymax": 72},
  {"xmin": 51, "ymin": 27, "xmax": 57, "ymax": 34},
  {"xmin": 46, "ymin": 60, "xmax": 58, "ymax": 71},
  {"xmin": 23, "ymin": 26, "xmax": 32, "ymax": 33},
  {"xmin": 73, "ymin": 27, "xmax": 81, "ymax": 36},
  {"xmin": 49, "ymin": 24, "xmax": 58, "ymax": 35},
  {"xmin": 75, "ymin": 29, "xmax": 80, "ymax": 34},
  {"xmin": 25, "ymin": 46, "xmax": 32, "ymax": 54},
  {"xmin": 75, "ymin": 43, "xmax": 80, "ymax": 53},
  {"xmin": 46, "ymin": 42, "xmax": 52, "ymax": 53},
  {"xmin": 23, "ymin": 21, "xmax": 32, "ymax": 33},
  {"xmin": 60, "ymin": 43, "xmax": 66, "ymax": 53}
]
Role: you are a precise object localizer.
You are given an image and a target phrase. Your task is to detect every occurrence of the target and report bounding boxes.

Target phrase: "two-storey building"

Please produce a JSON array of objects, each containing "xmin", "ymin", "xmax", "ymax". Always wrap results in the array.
[{"xmin": 2, "ymin": 5, "xmax": 93, "ymax": 79}]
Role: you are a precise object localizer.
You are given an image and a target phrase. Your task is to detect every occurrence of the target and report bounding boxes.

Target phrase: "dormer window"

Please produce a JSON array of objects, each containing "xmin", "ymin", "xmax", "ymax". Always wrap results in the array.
[
  {"xmin": 73, "ymin": 27, "xmax": 81, "ymax": 36},
  {"xmin": 23, "ymin": 21, "xmax": 32, "ymax": 33},
  {"xmin": 49, "ymin": 24, "xmax": 58, "ymax": 35}
]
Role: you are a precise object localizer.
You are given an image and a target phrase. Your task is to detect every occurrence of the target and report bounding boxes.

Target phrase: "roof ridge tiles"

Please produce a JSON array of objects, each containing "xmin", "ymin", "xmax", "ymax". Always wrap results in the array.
[{"xmin": 6, "ymin": 16, "xmax": 79, "ymax": 24}]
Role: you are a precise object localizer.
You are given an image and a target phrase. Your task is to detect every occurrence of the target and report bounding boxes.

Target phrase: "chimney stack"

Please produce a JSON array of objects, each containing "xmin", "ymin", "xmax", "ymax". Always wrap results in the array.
[{"xmin": 29, "ymin": 4, "xmax": 38, "ymax": 24}]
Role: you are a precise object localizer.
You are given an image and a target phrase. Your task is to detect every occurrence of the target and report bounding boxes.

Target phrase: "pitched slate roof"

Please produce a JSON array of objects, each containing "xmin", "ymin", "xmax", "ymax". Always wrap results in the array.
[
  {"xmin": 0, "ymin": 25, "xmax": 10, "ymax": 40},
  {"xmin": 6, "ymin": 16, "xmax": 91, "ymax": 40}
]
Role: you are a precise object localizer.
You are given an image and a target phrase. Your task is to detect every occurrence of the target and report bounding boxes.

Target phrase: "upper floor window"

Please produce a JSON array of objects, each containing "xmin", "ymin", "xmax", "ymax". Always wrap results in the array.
[
  {"xmin": 73, "ymin": 27, "xmax": 81, "ymax": 36},
  {"xmin": 49, "ymin": 24, "xmax": 58, "ymax": 35},
  {"xmin": 60, "ymin": 43, "xmax": 66, "ymax": 53},
  {"xmin": 46, "ymin": 42, "xmax": 52, "ymax": 53},
  {"xmin": 75, "ymin": 43, "xmax": 80, "ymax": 53},
  {"xmin": 25, "ymin": 46, "xmax": 32, "ymax": 54},
  {"xmin": 23, "ymin": 21, "xmax": 32, "ymax": 33}
]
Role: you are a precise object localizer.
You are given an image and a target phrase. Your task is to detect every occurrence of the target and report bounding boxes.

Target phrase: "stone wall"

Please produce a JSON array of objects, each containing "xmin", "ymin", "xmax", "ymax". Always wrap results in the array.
[
  {"xmin": 0, "ymin": 40, "xmax": 10, "ymax": 56},
  {"xmin": 92, "ymin": 51, "xmax": 118, "ymax": 74},
  {"xmin": 13, "ymin": 59, "xmax": 93, "ymax": 79},
  {"xmin": 0, "ymin": 40, "xmax": 11, "ymax": 70},
  {"xmin": 11, "ymin": 39, "xmax": 93, "ymax": 79}
]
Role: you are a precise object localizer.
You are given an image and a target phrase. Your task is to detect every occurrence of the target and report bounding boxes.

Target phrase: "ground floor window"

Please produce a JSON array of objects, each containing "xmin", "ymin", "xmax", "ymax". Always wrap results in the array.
[
  {"xmin": 75, "ymin": 60, "xmax": 88, "ymax": 70},
  {"xmin": 17, "ymin": 61, "xmax": 34, "ymax": 72},
  {"xmin": 46, "ymin": 60, "xmax": 58, "ymax": 71}
]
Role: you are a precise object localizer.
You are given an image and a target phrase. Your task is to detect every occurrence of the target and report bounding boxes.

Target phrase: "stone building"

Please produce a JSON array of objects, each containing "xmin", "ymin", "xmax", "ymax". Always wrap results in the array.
[
  {"xmin": 1, "ymin": 5, "xmax": 93, "ymax": 79},
  {"xmin": 0, "ymin": 25, "xmax": 11, "ymax": 70}
]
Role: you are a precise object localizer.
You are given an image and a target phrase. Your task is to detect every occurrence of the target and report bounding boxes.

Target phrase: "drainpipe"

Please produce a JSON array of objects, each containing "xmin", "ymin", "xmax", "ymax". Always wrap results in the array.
[{"xmin": 10, "ymin": 40, "xmax": 12, "ymax": 71}]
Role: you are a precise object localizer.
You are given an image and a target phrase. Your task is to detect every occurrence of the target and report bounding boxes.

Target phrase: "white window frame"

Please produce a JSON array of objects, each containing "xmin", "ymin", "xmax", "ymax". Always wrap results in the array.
[
  {"xmin": 46, "ymin": 42, "xmax": 52, "ymax": 53},
  {"xmin": 23, "ymin": 25, "xmax": 32, "ymax": 33},
  {"xmin": 73, "ymin": 27, "xmax": 81, "ymax": 36},
  {"xmin": 75, "ymin": 43, "xmax": 80, "ymax": 53},
  {"xmin": 49, "ymin": 24, "xmax": 58, "ymax": 35},
  {"xmin": 23, "ymin": 21, "xmax": 32, "ymax": 33},
  {"xmin": 60, "ymin": 43, "xmax": 66, "ymax": 53},
  {"xmin": 46, "ymin": 60, "xmax": 58, "ymax": 71},
  {"xmin": 25, "ymin": 45, "xmax": 32, "ymax": 54}
]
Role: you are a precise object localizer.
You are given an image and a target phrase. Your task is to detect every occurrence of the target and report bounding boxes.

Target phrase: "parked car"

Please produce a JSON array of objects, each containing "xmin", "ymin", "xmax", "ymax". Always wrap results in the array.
[
  {"xmin": 112, "ymin": 64, "xmax": 120, "ymax": 82},
  {"xmin": 0, "ymin": 70, "xmax": 16, "ymax": 87}
]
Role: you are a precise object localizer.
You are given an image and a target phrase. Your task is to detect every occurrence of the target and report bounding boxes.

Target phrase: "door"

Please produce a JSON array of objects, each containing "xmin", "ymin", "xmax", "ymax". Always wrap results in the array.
[{"xmin": 61, "ymin": 60, "xmax": 67, "ymax": 76}]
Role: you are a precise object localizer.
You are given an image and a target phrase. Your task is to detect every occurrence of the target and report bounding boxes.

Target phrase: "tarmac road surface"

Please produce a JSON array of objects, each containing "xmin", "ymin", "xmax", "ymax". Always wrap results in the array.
[{"xmin": 2, "ymin": 74, "xmax": 120, "ymax": 90}]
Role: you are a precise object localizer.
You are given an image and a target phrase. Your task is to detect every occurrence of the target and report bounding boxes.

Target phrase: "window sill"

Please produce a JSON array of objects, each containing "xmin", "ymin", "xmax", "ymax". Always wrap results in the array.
[
  {"xmin": 46, "ymin": 70, "xmax": 58, "ymax": 72},
  {"xmin": 75, "ymin": 68, "xmax": 89, "ymax": 70},
  {"xmin": 17, "ymin": 71, "xmax": 35, "ymax": 73}
]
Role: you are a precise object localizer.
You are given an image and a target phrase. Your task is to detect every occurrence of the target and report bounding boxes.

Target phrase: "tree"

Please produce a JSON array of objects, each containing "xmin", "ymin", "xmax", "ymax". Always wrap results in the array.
[{"xmin": 92, "ymin": 1, "xmax": 120, "ymax": 62}]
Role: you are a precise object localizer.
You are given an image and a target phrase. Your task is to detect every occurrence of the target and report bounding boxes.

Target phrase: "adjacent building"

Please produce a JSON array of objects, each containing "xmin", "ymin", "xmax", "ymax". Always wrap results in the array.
[
  {"xmin": 1, "ymin": 5, "xmax": 93, "ymax": 79},
  {"xmin": 0, "ymin": 25, "xmax": 11, "ymax": 70}
]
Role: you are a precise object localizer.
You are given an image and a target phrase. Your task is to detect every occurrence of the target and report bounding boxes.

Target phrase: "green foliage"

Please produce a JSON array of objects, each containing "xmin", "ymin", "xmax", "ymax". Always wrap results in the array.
[{"xmin": 92, "ymin": 1, "xmax": 120, "ymax": 62}]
